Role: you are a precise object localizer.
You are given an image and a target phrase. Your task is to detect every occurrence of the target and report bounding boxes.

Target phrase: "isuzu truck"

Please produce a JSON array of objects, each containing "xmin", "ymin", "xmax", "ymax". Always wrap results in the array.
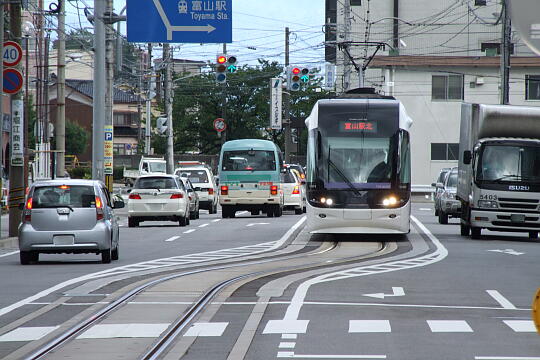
[{"xmin": 457, "ymin": 103, "xmax": 540, "ymax": 239}]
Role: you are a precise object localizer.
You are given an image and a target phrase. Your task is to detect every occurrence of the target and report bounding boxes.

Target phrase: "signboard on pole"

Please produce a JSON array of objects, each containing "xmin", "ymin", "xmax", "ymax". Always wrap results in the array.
[
  {"xmin": 11, "ymin": 100, "xmax": 24, "ymax": 166},
  {"xmin": 104, "ymin": 125, "xmax": 114, "ymax": 175},
  {"xmin": 3, "ymin": 68, "xmax": 23, "ymax": 94},
  {"xmin": 2, "ymin": 41, "xmax": 22, "ymax": 67},
  {"xmin": 270, "ymin": 78, "xmax": 282, "ymax": 130},
  {"xmin": 127, "ymin": 0, "xmax": 232, "ymax": 43},
  {"xmin": 213, "ymin": 117, "xmax": 226, "ymax": 132}
]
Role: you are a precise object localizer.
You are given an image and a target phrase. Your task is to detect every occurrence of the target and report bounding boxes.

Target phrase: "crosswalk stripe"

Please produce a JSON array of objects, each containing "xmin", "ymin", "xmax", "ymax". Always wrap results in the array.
[
  {"xmin": 77, "ymin": 323, "xmax": 169, "ymax": 339},
  {"xmin": 349, "ymin": 320, "xmax": 391, "ymax": 333},
  {"xmin": 184, "ymin": 322, "xmax": 228, "ymax": 337},
  {"xmin": 0, "ymin": 326, "xmax": 59, "ymax": 342},
  {"xmin": 427, "ymin": 320, "xmax": 473, "ymax": 333},
  {"xmin": 503, "ymin": 320, "xmax": 537, "ymax": 332}
]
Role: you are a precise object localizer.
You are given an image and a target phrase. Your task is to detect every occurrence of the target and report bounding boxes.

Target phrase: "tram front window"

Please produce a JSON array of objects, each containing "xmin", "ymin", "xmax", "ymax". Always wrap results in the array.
[{"xmin": 325, "ymin": 137, "xmax": 393, "ymax": 190}]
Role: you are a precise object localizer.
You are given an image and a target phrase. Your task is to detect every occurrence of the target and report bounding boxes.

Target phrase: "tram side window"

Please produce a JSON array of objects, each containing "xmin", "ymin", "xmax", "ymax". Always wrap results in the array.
[{"xmin": 400, "ymin": 131, "xmax": 411, "ymax": 184}]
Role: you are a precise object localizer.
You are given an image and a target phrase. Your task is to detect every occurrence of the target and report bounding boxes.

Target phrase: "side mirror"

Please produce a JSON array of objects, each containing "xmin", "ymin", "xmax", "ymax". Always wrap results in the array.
[
  {"xmin": 113, "ymin": 200, "xmax": 125, "ymax": 209},
  {"xmin": 431, "ymin": 182, "xmax": 436, "ymax": 187},
  {"xmin": 463, "ymin": 150, "xmax": 472, "ymax": 165},
  {"xmin": 126, "ymin": 188, "xmax": 132, "ymax": 193}
]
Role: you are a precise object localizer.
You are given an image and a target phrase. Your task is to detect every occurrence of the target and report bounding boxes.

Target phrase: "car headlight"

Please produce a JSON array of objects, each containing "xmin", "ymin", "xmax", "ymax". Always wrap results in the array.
[{"xmin": 478, "ymin": 200, "xmax": 498, "ymax": 209}]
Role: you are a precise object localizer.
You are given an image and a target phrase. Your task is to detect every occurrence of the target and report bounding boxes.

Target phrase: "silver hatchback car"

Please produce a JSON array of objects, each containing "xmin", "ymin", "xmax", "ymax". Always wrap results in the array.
[{"xmin": 18, "ymin": 179, "xmax": 125, "ymax": 265}]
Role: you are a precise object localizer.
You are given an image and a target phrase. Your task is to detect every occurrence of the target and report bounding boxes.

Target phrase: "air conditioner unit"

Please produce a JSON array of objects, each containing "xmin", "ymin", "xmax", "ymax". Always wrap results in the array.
[{"xmin": 475, "ymin": 76, "xmax": 485, "ymax": 85}]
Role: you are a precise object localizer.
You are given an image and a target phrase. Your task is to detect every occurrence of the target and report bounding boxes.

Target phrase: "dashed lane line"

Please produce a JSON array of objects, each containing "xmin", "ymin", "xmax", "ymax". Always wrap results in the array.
[{"xmin": 165, "ymin": 236, "xmax": 181, "ymax": 242}]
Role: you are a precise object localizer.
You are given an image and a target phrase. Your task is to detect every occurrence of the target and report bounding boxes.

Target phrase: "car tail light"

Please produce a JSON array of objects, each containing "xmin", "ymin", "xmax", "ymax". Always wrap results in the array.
[
  {"xmin": 95, "ymin": 196, "xmax": 104, "ymax": 220},
  {"xmin": 170, "ymin": 193, "xmax": 184, "ymax": 199},
  {"xmin": 24, "ymin": 197, "xmax": 32, "ymax": 222},
  {"xmin": 208, "ymin": 188, "xmax": 214, "ymax": 195},
  {"xmin": 221, "ymin": 186, "xmax": 228, "ymax": 195},
  {"xmin": 270, "ymin": 185, "xmax": 278, "ymax": 195},
  {"xmin": 129, "ymin": 193, "xmax": 142, "ymax": 200},
  {"xmin": 292, "ymin": 185, "xmax": 300, "ymax": 195},
  {"xmin": 300, "ymin": 173, "xmax": 306, "ymax": 179}
]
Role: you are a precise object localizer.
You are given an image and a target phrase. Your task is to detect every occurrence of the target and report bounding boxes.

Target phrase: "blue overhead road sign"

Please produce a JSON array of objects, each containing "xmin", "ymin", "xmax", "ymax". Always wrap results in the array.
[{"xmin": 127, "ymin": 0, "xmax": 232, "ymax": 43}]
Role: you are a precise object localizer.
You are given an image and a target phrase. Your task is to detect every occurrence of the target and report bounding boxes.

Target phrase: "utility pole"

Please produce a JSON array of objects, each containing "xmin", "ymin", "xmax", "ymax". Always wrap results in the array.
[
  {"xmin": 500, "ymin": 0, "xmax": 511, "ymax": 105},
  {"xmin": 55, "ymin": 0, "xmax": 66, "ymax": 178},
  {"xmin": 284, "ymin": 27, "xmax": 291, "ymax": 163},
  {"xmin": 145, "ymin": 43, "xmax": 152, "ymax": 155},
  {"xmin": 220, "ymin": 43, "xmax": 227, "ymax": 145},
  {"xmin": 342, "ymin": 0, "xmax": 352, "ymax": 91},
  {"xmin": 0, "ymin": 1, "xmax": 4, "ymax": 237},
  {"xmin": 163, "ymin": 44, "xmax": 174, "ymax": 173},
  {"xmin": 8, "ymin": 1, "xmax": 24, "ymax": 237},
  {"xmin": 104, "ymin": 0, "xmax": 115, "ymax": 191},
  {"xmin": 93, "ymin": 0, "xmax": 106, "ymax": 181}
]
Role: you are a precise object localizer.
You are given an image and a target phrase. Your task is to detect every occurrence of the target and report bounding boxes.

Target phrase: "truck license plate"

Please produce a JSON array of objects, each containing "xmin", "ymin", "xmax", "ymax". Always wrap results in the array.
[{"xmin": 510, "ymin": 214, "xmax": 526, "ymax": 223}]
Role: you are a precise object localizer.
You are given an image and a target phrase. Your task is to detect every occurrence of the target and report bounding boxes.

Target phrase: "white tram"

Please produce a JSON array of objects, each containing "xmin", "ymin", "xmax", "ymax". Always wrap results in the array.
[{"xmin": 305, "ymin": 89, "xmax": 413, "ymax": 234}]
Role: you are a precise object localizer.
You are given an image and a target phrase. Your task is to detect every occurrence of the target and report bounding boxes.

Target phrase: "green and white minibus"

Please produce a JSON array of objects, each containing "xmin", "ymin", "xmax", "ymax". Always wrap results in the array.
[{"xmin": 218, "ymin": 139, "xmax": 284, "ymax": 218}]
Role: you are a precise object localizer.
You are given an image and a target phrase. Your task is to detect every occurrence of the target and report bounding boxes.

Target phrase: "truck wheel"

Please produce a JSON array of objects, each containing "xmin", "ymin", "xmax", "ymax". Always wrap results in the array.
[
  {"xmin": 471, "ymin": 227, "xmax": 481, "ymax": 239},
  {"xmin": 460, "ymin": 223, "xmax": 470, "ymax": 236},
  {"xmin": 267, "ymin": 208, "xmax": 274, "ymax": 217},
  {"xmin": 529, "ymin": 231, "xmax": 538, "ymax": 239},
  {"xmin": 222, "ymin": 206, "xmax": 229, "ymax": 218},
  {"xmin": 128, "ymin": 217, "xmax": 138, "ymax": 227},
  {"xmin": 251, "ymin": 210, "xmax": 259, "ymax": 216},
  {"xmin": 438, "ymin": 211, "xmax": 448, "ymax": 224},
  {"xmin": 275, "ymin": 206, "xmax": 283, "ymax": 217}
]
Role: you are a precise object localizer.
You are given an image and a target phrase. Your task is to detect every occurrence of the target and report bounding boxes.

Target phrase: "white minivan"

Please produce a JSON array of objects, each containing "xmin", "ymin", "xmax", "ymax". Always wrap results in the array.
[{"xmin": 175, "ymin": 163, "xmax": 218, "ymax": 214}]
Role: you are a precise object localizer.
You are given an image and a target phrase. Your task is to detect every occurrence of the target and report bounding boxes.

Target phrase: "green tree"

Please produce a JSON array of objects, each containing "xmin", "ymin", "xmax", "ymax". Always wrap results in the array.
[{"xmin": 65, "ymin": 121, "xmax": 89, "ymax": 156}]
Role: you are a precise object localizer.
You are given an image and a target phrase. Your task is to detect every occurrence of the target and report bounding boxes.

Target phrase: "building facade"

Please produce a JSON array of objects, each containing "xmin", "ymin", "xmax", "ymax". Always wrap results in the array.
[{"xmin": 326, "ymin": 0, "xmax": 540, "ymax": 186}]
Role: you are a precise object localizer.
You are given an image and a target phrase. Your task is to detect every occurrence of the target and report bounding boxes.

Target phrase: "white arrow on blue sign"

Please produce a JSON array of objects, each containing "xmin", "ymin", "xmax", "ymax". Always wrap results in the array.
[{"xmin": 127, "ymin": 0, "xmax": 232, "ymax": 43}]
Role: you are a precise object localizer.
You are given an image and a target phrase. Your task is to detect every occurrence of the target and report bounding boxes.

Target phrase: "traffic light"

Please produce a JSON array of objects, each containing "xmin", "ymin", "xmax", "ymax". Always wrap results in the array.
[
  {"xmin": 216, "ymin": 54, "xmax": 227, "ymax": 83},
  {"xmin": 157, "ymin": 117, "xmax": 167, "ymax": 134},
  {"xmin": 288, "ymin": 66, "xmax": 310, "ymax": 91},
  {"xmin": 227, "ymin": 55, "xmax": 237, "ymax": 73}
]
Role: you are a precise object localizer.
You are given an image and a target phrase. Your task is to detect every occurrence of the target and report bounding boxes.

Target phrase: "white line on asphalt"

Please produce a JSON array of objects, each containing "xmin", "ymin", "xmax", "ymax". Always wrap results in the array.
[
  {"xmin": 183, "ymin": 229, "xmax": 196, "ymax": 234},
  {"xmin": 264, "ymin": 216, "xmax": 447, "ymax": 334},
  {"xmin": 503, "ymin": 320, "xmax": 537, "ymax": 332},
  {"xmin": 475, "ymin": 357, "xmax": 540, "ymax": 360},
  {"xmin": 419, "ymin": 208, "xmax": 432, "ymax": 211},
  {"xmin": 184, "ymin": 322, "xmax": 228, "ymax": 337},
  {"xmin": 487, "ymin": 290, "xmax": 517, "ymax": 309},
  {"xmin": 77, "ymin": 323, "xmax": 170, "ymax": 339},
  {"xmin": 282, "ymin": 334, "xmax": 297, "ymax": 339},
  {"xmin": 0, "ymin": 326, "xmax": 60, "ymax": 342},
  {"xmin": 427, "ymin": 320, "xmax": 473, "ymax": 332},
  {"xmin": 165, "ymin": 236, "xmax": 181, "ymax": 242},
  {"xmin": 212, "ymin": 219, "xmax": 221, "ymax": 222},
  {"xmin": 198, "ymin": 223, "xmax": 209, "ymax": 228},
  {"xmin": 277, "ymin": 354, "xmax": 386, "ymax": 359},
  {"xmin": 279, "ymin": 342, "xmax": 296, "ymax": 349},
  {"xmin": 0, "ymin": 250, "xmax": 19, "ymax": 258}
]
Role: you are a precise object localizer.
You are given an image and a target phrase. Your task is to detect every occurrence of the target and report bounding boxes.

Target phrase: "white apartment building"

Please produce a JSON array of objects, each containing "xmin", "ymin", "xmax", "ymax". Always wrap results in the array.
[{"xmin": 327, "ymin": 0, "xmax": 540, "ymax": 187}]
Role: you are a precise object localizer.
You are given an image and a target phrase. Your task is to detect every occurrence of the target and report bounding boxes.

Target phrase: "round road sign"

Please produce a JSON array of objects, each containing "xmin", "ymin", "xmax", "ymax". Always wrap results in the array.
[
  {"xmin": 214, "ymin": 118, "xmax": 226, "ymax": 133},
  {"xmin": 533, "ymin": 287, "xmax": 540, "ymax": 334},
  {"xmin": 3, "ymin": 68, "xmax": 23, "ymax": 94},
  {"xmin": 2, "ymin": 41, "xmax": 23, "ymax": 67}
]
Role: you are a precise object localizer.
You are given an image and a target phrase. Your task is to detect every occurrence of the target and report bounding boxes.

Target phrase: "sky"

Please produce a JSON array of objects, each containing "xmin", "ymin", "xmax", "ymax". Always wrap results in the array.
[{"xmin": 48, "ymin": 0, "xmax": 327, "ymax": 69}]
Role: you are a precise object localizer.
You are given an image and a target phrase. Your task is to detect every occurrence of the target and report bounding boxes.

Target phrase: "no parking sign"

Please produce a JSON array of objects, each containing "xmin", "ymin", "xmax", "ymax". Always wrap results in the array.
[{"xmin": 3, "ymin": 68, "xmax": 23, "ymax": 94}]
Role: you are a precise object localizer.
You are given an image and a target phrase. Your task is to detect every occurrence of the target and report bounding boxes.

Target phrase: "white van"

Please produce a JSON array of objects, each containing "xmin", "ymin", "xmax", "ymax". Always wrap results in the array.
[{"xmin": 175, "ymin": 162, "xmax": 218, "ymax": 214}]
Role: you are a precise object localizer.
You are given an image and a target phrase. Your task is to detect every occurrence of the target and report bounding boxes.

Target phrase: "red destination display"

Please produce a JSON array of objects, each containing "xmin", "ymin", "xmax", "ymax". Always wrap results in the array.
[{"xmin": 339, "ymin": 120, "xmax": 377, "ymax": 133}]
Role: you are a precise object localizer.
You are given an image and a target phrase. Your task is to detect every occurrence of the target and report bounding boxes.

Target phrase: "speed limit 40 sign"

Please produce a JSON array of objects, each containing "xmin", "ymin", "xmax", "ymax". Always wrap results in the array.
[{"xmin": 3, "ymin": 41, "xmax": 23, "ymax": 67}]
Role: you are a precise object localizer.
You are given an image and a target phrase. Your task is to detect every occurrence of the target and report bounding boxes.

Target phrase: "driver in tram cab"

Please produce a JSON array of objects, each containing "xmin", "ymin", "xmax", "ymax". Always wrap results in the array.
[{"xmin": 367, "ymin": 160, "xmax": 391, "ymax": 182}]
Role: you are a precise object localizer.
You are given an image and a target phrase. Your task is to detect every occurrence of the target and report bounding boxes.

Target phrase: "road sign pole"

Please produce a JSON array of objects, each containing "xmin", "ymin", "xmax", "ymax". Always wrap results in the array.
[
  {"xmin": 0, "ymin": 1, "xmax": 4, "ymax": 232},
  {"xmin": 93, "ymin": 0, "xmax": 106, "ymax": 181}
]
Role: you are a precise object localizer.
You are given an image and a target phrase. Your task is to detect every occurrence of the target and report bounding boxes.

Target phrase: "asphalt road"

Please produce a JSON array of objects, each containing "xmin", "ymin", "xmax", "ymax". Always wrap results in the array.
[{"xmin": 0, "ymin": 201, "xmax": 538, "ymax": 360}]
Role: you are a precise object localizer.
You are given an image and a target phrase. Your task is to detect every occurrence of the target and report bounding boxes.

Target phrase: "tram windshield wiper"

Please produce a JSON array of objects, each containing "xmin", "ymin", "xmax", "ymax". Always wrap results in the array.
[{"xmin": 327, "ymin": 157, "xmax": 363, "ymax": 197}]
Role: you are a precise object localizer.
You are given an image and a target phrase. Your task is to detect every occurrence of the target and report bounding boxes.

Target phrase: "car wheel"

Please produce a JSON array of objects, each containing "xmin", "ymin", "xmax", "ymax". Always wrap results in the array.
[
  {"xmin": 267, "ymin": 208, "xmax": 274, "ymax": 217},
  {"xmin": 435, "ymin": 208, "xmax": 439, "ymax": 216},
  {"xmin": 112, "ymin": 244, "xmax": 119, "ymax": 261},
  {"xmin": 212, "ymin": 203, "xmax": 218, "ymax": 214},
  {"xmin": 186, "ymin": 213, "xmax": 190, "ymax": 225},
  {"xmin": 101, "ymin": 248, "xmax": 112, "ymax": 264},
  {"xmin": 251, "ymin": 210, "xmax": 259, "ymax": 216},
  {"xmin": 128, "ymin": 217, "xmax": 138, "ymax": 227},
  {"xmin": 20, "ymin": 251, "xmax": 37, "ymax": 265},
  {"xmin": 179, "ymin": 215, "xmax": 187, "ymax": 226},
  {"xmin": 438, "ymin": 211, "xmax": 448, "ymax": 224},
  {"xmin": 460, "ymin": 223, "xmax": 470, "ymax": 236},
  {"xmin": 529, "ymin": 231, "xmax": 538, "ymax": 239},
  {"xmin": 295, "ymin": 207, "xmax": 303, "ymax": 215},
  {"xmin": 190, "ymin": 211, "xmax": 196, "ymax": 220},
  {"xmin": 276, "ymin": 206, "xmax": 283, "ymax": 217},
  {"xmin": 303, "ymin": 206, "xmax": 306, "ymax": 213},
  {"xmin": 196, "ymin": 209, "xmax": 200, "ymax": 219},
  {"xmin": 471, "ymin": 227, "xmax": 481, "ymax": 239}
]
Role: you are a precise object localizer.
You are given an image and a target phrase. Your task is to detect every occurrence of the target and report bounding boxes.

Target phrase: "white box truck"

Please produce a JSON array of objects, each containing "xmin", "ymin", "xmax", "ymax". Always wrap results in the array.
[
  {"xmin": 457, "ymin": 103, "xmax": 540, "ymax": 239},
  {"xmin": 123, "ymin": 157, "xmax": 167, "ymax": 186}
]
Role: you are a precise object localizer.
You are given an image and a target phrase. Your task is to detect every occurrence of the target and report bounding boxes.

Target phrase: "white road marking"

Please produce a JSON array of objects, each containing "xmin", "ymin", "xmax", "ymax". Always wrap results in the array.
[
  {"xmin": 476, "ymin": 357, "xmax": 540, "ymax": 360},
  {"xmin": 264, "ymin": 216, "xmax": 447, "ymax": 334},
  {"xmin": 363, "ymin": 287, "xmax": 405, "ymax": 299},
  {"xmin": 77, "ymin": 323, "xmax": 169, "ymax": 339},
  {"xmin": 282, "ymin": 334, "xmax": 297, "ymax": 339},
  {"xmin": 198, "ymin": 223, "xmax": 209, "ymax": 228},
  {"xmin": 246, "ymin": 222, "xmax": 270, "ymax": 227},
  {"xmin": 237, "ymin": 211, "xmax": 248, "ymax": 215},
  {"xmin": 212, "ymin": 219, "xmax": 222, "ymax": 222},
  {"xmin": 486, "ymin": 290, "xmax": 517, "ymax": 309},
  {"xmin": 0, "ymin": 217, "xmax": 306, "ymax": 319},
  {"xmin": 277, "ymin": 353, "xmax": 386, "ymax": 359},
  {"xmin": 503, "ymin": 320, "xmax": 537, "ymax": 332},
  {"xmin": 349, "ymin": 320, "xmax": 391, "ymax": 333},
  {"xmin": 427, "ymin": 320, "xmax": 473, "ymax": 333},
  {"xmin": 0, "ymin": 250, "xmax": 19, "ymax": 258},
  {"xmin": 183, "ymin": 229, "xmax": 196, "ymax": 234},
  {"xmin": 279, "ymin": 342, "xmax": 296, "ymax": 349},
  {"xmin": 165, "ymin": 236, "xmax": 181, "ymax": 242},
  {"xmin": 488, "ymin": 249, "xmax": 524, "ymax": 256},
  {"xmin": 419, "ymin": 208, "xmax": 432, "ymax": 211},
  {"xmin": 0, "ymin": 326, "xmax": 59, "ymax": 342},
  {"xmin": 184, "ymin": 322, "xmax": 228, "ymax": 337}
]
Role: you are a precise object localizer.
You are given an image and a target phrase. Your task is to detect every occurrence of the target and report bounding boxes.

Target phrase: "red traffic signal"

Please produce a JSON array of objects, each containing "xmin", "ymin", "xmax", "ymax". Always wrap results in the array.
[
  {"xmin": 217, "ymin": 55, "xmax": 227, "ymax": 64},
  {"xmin": 292, "ymin": 67, "xmax": 301, "ymax": 75}
]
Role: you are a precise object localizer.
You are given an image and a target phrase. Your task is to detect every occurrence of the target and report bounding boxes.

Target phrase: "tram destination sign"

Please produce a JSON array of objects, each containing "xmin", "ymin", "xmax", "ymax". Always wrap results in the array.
[{"xmin": 339, "ymin": 120, "xmax": 377, "ymax": 133}]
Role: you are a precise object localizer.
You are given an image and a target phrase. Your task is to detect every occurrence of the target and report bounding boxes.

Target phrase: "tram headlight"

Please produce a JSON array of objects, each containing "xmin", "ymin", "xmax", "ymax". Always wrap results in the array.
[
  {"xmin": 318, "ymin": 197, "xmax": 334, "ymax": 206},
  {"xmin": 382, "ymin": 196, "xmax": 398, "ymax": 207}
]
